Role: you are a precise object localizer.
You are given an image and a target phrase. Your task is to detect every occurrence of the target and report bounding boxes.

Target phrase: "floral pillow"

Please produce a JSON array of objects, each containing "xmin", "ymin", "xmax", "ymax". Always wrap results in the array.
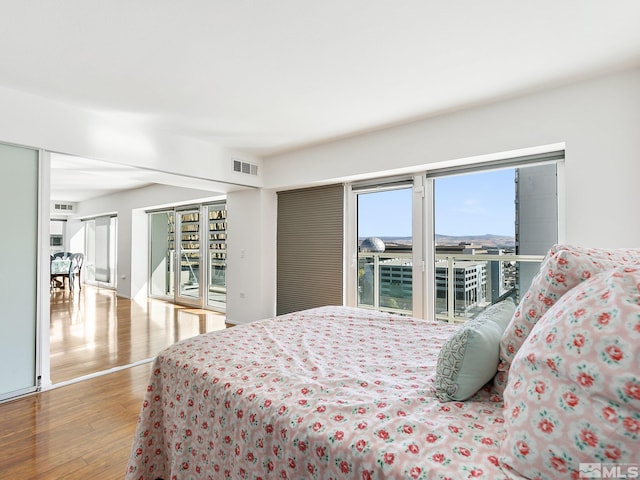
[
  {"xmin": 494, "ymin": 245, "xmax": 640, "ymax": 393},
  {"xmin": 499, "ymin": 266, "xmax": 640, "ymax": 479},
  {"xmin": 547, "ymin": 244, "xmax": 640, "ymax": 263}
]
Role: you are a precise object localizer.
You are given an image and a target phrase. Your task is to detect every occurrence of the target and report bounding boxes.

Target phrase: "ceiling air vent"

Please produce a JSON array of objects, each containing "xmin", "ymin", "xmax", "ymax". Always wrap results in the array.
[
  {"xmin": 51, "ymin": 201, "xmax": 77, "ymax": 215},
  {"xmin": 54, "ymin": 203, "xmax": 73, "ymax": 212},
  {"xmin": 233, "ymin": 159, "xmax": 258, "ymax": 176}
]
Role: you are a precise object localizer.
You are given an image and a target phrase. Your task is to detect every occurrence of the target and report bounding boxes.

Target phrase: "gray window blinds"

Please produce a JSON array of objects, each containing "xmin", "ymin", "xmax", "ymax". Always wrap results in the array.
[{"xmin": 277, "ymin": 184, "xmax": 343, "ymax": 315}]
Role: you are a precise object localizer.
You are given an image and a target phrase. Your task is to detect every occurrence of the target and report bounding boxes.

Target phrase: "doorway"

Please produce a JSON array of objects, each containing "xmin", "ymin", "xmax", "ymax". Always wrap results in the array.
[
  {"xmin": 175, "ymin": 209, "xmax": 203, "ymax": 305},
  {"xmin": 47, "ymin": 154, "xmax": 234, "ymax": 388}
]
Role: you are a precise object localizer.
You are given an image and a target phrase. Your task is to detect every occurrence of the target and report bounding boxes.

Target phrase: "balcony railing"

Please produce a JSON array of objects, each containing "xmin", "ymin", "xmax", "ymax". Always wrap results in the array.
[
  {"xmin": 358, "ymin": 252, "xmax": 413, "ymax": 316},
  {"xmin": 357, "ymin": 251, "xmax": 544, "ymax": 322}
]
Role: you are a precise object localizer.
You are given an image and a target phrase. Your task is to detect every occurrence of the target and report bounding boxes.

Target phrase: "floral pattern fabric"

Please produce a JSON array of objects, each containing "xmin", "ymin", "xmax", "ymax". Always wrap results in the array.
[
  {"xmin": 126, "ymin": 306, "xmax": 509, "ymax": 480},
  {"xmin": 50, "ymin": 258, "xmax": 71, "ymax": 274},
  {"xmin": 499, "ymin": 267, "xmax": 640, "ymax": 479},
  {"xmin": 495, "ymin": 244, "xmax": 640, "ymax": 393}
]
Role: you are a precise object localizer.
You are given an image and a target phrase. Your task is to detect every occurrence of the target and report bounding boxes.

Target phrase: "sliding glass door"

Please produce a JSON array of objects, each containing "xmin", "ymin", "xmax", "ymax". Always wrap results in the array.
[
  {"xmin": 175, "ymin": 209, "xmax": 202, "ymax": 306},
  {"xmin": 149, "ymin": 210, "xmax": 175, "ymax": 298},
  {"xmin": 206, "ymin": 202, "xmax": 227, "ymax": 309},
  {"xmin": 0, "ymin": 143, "xmax": 39, "ymax": 401},
  {"xmin": 148, "ymin": 203, "xmax": 227, "ymax": 311}
]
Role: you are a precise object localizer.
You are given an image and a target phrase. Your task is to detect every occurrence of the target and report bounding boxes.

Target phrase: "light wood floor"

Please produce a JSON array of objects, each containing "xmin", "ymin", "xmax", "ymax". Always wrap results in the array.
[
  {"xmin": 0, "ymin": 285, "xmax": 229, "ymax": 479},
  {"xmin": 50, "ymin": 285, "xmax": 228, "ymax": 384}
]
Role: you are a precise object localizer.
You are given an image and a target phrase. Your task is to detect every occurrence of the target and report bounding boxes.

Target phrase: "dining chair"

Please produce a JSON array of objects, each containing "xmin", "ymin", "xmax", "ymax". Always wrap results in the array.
[{"xmin": 69, "ymin": 253, "xmax": 84, "ymax": 290}]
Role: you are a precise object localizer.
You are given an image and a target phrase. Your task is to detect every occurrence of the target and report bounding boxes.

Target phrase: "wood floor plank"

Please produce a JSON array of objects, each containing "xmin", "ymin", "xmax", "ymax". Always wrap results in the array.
[
  {"xmin": 0, "ymin": 364, "xmax": 151, "ymax": 480},
  {"xmin": 0, "ymin": 286, "xmax": 230, "ymax": 479}
]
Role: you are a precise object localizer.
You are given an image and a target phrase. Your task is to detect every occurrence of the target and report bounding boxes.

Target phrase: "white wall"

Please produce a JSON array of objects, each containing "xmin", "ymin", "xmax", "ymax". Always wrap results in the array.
[
  {"xmin": 263, "ymin": 67, "xmax": 640, "ymax": 250},
  {"xmin": 225, "ymin": 188, "xmax": 277, "ymax": 323}
]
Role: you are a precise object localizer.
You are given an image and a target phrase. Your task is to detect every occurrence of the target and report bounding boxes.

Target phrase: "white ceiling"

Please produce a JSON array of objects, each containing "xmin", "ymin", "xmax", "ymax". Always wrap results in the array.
[
  {"xmin": 49, "ymin": 153, "xmax": 153, "ymax": 202},
  {"xmin": 4, "ymin": 1, "xmax": 640, "ymax": 200},
  {"xmin": 49, "ymin": 152, "xmax": 243, "ymax": 202}
]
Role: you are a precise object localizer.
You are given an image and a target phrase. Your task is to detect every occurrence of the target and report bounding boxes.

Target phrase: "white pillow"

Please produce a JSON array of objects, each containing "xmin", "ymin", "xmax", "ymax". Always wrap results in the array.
[{"xmin": 434, "ymin": 299, "xmax": 515, "ymax": 402}]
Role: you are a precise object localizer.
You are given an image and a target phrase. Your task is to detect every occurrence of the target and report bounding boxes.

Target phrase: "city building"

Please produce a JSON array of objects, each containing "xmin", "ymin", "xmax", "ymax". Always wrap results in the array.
[
  {"xmin": 360, "ymin": 241, "xmax": 500, "ymax": 316},
  {"xmin": 435, "ymin": 259, "xmax": 487, "ymax": 316}
]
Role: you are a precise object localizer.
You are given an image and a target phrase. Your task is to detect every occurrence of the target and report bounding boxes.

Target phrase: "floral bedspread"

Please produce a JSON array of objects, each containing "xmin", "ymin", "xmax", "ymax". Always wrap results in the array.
[{"xmin": 126, "ymin": 306, "xmax": 508, "ymax": 480}]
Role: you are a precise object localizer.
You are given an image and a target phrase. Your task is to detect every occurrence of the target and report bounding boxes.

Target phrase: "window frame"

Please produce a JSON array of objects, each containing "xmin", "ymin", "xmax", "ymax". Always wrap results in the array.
[{"xmin": 345, "ymin": 149, "xmax": 565, "ymax": 320}]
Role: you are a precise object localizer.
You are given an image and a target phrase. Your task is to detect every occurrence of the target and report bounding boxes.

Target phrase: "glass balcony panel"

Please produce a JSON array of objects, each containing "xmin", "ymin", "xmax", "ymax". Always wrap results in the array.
[
  {"xmin": 357, "ymin": 256, "xmax": 375, "ymax": 308},
  {"xmin": 435, "ymin": 254, "xmax": 543, "ymax": 323},
  {"xmin": 358, "ymin": 252, "xmax": 541, "ymax": 321},
  {"xmin": 357, "ymin": 252, "xmax": 413, "ymax": 315},
  {"xmin": 379, "ymin": 264, "xmax": 412, "ymax": 312},
  {"xmin": 208, "ymin": 250, "xmax": 226, "ymax": 305},
  {"xmin": 179, "ymin": 250, "xmax": 200, "ymax": 299}
]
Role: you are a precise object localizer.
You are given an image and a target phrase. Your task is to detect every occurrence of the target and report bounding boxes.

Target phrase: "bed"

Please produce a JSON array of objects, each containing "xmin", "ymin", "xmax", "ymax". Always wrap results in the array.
[
  {"xmin": 126, "ymin": 245, "xmax": 640, "ymax": 480},
  {"xmin": 125, "ymin": 305, "xmax": 509, "ymax": 480}
]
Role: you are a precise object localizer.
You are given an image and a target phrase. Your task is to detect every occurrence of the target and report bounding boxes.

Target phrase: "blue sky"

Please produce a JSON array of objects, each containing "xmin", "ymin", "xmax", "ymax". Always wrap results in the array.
[
  {"xmin": 358, "ymin": 168, "xmax": 515, "ymax": 238},
  {"xmin": 358, "ymin": 188, "xmax": 413, "ymax": 237}
]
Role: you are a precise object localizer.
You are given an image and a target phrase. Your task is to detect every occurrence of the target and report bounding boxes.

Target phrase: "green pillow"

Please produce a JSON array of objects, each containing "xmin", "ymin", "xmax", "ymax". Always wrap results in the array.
[{"xmin": 434, "ymin": 299, "xmax": 516, "ymax": 402}]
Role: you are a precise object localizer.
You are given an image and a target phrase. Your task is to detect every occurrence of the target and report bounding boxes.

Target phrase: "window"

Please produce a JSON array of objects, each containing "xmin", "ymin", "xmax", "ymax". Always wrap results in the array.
[
  {"xmin": 431, "ymin": 160, "xmax": 559, "ymax": 321},
  {"xmin": 346, "ymin": 150, "xmax": 563, "ymax": 321},
  {"xmin": 355, "ymin": 185, "xmax": 413, "ymax": 314}
]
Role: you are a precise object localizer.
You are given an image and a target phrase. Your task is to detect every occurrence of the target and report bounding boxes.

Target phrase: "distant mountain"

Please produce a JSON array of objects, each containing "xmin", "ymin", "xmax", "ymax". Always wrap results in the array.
[
  {"xmin": 435, "ymin": 234, "xmax": 515, "ymax": 248},
  {"xmin": 364, "ymin": 234, "xmax": 515, "ymax": 249}
]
